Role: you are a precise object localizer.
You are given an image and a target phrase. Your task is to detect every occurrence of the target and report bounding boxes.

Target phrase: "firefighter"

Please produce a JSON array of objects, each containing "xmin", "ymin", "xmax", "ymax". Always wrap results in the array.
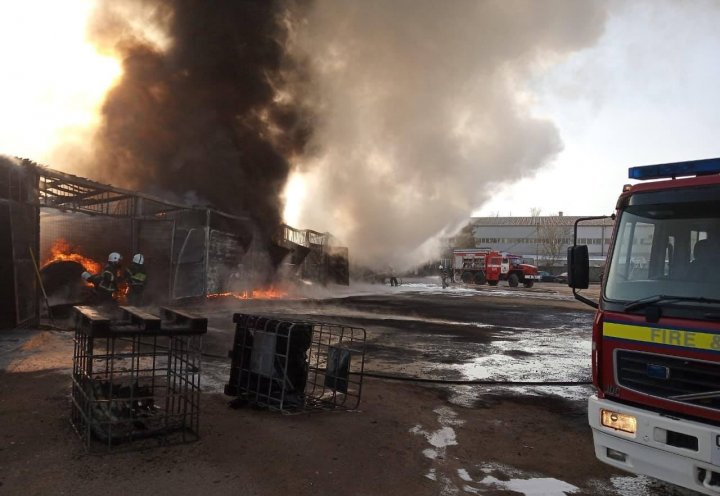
[
  {"xmin": 388, "ymin": 266, "xmax": 399, "ymax": 287},
  {"xmin": 439, "ymin": 265, "xmax": 449, "ymax": 289},
  {"xmin": 124, "ymin": 253, "xmax": 148, "ymax": 306},
  {"xmin": 82, "ymin": 252, "xmax": 122, "ymax": 306}
]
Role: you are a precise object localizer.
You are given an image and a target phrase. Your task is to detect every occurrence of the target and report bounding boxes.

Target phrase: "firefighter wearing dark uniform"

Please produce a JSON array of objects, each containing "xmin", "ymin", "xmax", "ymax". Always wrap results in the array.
[
  {"xmin": 82, "ymin": 252, "xmax": 122, "ymax": 306},
  {"xmin": 125, "ymin": 253, "xmax": 147, "ymax": 306},
  {"xmin": 439, "ymin": 265, "xmax": 449, "ymax": 289}
]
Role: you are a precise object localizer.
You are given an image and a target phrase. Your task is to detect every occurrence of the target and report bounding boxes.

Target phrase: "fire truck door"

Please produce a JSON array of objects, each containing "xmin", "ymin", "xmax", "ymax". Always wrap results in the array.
[
  {"xmin": 486, "ymin": 256, "xmax": 502, "ymax": 279},
  {"xmin": 501, "ymin": 257, "xmax": 510, "ymax": 274}
]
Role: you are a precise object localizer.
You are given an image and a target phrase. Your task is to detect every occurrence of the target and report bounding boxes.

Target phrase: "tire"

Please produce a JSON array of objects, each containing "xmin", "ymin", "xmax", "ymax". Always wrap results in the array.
[
  {"xmin": 474, "ymin": 271, "xmax": 487, "ymax": 285},
  {"xmin": 488, "ymin": 280, "xmax": 498, "ymax": 286},
  {"xmin": 461, "ymin": 271, "xmax": 473, "ymax": 284},
  {"xmin": 523, "ymin": 281, "xmax": 534, "ymax": 288},
  {"xmin": 508, "ymin": 273, "xmax": 519, "ymax": 287}
]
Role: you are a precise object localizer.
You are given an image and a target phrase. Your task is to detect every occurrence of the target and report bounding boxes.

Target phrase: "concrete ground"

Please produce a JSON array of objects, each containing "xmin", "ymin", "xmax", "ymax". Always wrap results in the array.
[{"xmin": 0, "ymin": 279, "xmax": 689, "ymax": 495}]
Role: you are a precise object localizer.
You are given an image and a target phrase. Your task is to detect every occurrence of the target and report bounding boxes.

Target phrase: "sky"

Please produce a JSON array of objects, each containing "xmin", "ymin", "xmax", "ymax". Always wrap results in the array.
[
  {"xmin": 2, "ymin": 1, "xmax": 720, "ymax": 264},
  {"xmin": 476, "ymin": 0, "xmax": 720, "ymax": 217},
  {"xmin": 0, "ymin": 1, "xmax": 120, "ymax": 164}
]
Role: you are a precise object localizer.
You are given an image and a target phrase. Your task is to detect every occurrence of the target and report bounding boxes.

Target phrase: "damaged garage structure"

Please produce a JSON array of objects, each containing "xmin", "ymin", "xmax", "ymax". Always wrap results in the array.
[{"xmin": 0, "ymin": 158, "xmax": 349, "ymax": 330}]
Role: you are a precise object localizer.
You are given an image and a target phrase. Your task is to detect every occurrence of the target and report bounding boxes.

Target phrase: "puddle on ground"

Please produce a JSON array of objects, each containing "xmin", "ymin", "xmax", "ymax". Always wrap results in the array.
[
  {"xmin": 454, "ymin": 322, "xmax": 592, "ymax": 383},
  {"xmin": 398, "ymin": 282, "xmax": 575, "ymax": 301},
  {"xmin": 201, "ymin": 358, "xmax": 231, "ymax": 393},
  {"xmin": 410, "ymin": 406, "xmax": 464, "ymax": 460},
  {"xmin": 410, "ymin": 411, "xmax": 583, "ymax": 495},
  {"xmin": 458, "ymin": 463, "xmax": 579, "ymax": 495},
  {"xmin": 474, "ymin": 475, "xmax": 579, "ymax": 495}
]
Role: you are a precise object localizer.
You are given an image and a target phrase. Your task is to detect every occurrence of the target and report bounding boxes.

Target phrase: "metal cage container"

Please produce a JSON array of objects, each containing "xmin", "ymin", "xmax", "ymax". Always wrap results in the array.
[
  {"xmin": 71, "ymin": 306, "xmax": 207, "ymax": 452},
  {"xmin": 225, "ymin": 313, "xmax": 366, "ymax": 413}
]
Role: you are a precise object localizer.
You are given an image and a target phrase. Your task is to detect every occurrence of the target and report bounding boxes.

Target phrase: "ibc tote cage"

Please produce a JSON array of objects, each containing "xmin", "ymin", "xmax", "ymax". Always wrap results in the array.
[
  {"xmin": 71, "ymin": 305, "xmax": 207, "ymax": 453},
  {"xmin": 225, "ymin": 313, "xmax": 366, "ymax": 413}
]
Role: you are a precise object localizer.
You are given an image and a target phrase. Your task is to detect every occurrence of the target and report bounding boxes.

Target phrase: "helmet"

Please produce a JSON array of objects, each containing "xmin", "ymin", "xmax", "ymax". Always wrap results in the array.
[
  {"xmin": 108, "ymin": 252, "xmax": 122, "ymax": 263},
  {"xmin": 132, "ymin": 253, "xmax": 145, "ymax": 265},
  {"xmin": 438, "ymin": 265, "xmax": 443, "ymax": 270}
]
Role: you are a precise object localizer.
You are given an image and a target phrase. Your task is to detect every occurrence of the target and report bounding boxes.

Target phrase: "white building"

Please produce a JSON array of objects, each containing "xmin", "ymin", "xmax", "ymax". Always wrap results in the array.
[{"xmin": 468, "ymin": 214, "xmax": 617, "ymax": 271}]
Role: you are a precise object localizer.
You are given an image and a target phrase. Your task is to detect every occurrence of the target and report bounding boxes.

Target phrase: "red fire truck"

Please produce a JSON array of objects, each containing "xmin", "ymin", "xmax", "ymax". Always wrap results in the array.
[
  {"xmin": 452, "ymin": 248, "xmax": 539, "ymax": 288},
  {"xmin": 568, "ymin": 158, "xmax": 720, "ymax": 494}
]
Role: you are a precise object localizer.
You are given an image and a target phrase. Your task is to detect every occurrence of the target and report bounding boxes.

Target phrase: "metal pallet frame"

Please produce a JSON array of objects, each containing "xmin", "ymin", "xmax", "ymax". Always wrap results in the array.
[{"xmin": 70, "ymin": 305, "xmax": 207, "ymax": 453}]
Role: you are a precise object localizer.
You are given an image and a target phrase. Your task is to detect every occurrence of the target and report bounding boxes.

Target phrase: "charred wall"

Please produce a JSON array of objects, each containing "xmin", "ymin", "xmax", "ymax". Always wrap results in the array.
[
  {"xmin": 0, "ymin": 158, "xmax": 39, "ymax": 329},
  {"xmin": 300, "ymin": 243, "xmax": 349, "ymax": 286},
  {"xmin": 40, "ymin": 211, "xmax": 133, "ymax": 266}
]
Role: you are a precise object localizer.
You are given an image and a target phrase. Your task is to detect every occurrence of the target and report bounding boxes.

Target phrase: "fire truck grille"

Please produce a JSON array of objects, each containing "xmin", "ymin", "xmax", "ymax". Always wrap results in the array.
[{"xmin": 616, "ymin": 350, "xmax": 720, "ymax": 410}]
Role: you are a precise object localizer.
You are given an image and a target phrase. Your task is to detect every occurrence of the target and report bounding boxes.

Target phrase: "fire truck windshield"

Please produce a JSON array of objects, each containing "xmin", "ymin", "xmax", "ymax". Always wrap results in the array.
[{"xmin": 604, "ymin": 193, "xmax": 720, "ymax": 309}]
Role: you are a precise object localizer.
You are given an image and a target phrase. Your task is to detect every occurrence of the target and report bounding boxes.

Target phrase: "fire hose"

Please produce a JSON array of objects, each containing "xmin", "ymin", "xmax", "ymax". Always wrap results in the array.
[
  {"xmin": 201, "ymin": 351, "xmax": 591, "ymax": 386},
  {"xmin": 359, "ymin": 370, "xmax": 592, "ymax": 386}
]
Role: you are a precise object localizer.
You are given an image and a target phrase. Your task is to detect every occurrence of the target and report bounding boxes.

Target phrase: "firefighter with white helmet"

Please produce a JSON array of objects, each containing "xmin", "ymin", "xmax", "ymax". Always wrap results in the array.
[
  {"xmin": 81, "ymin": 252, "xmax": 123, "ymax": 305},
  {"xmin": 124, "ymin": 253, "xmax": 147, "ymax": 306}
]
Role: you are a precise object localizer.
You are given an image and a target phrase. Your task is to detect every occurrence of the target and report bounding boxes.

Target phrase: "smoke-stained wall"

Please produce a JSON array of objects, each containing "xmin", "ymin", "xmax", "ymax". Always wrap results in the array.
[{"xmin": 288, "ymin": 0, "xmax": 608, "ymax": 268}]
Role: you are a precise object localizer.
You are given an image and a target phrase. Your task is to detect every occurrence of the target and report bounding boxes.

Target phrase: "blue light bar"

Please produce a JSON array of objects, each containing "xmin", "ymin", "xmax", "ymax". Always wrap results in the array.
[{"xmin": 629, "ymin": 158, "xmax": 720, "ymax": 180}]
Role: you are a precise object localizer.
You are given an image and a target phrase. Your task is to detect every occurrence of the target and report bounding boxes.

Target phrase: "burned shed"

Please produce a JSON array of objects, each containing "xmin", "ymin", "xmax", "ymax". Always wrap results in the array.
[
  {"xmin": 0, "ymin": 159, "xmax": 38, "ymax": 329},
  {"xmin": 0, "ymin": 158, "xmax": 349, "ymax": 329}
]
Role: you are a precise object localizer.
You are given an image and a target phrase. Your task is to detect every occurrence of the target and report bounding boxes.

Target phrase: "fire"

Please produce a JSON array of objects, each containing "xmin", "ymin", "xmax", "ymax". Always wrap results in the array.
[
  {"xmin": 42, "ymin": 238, "xmax": 102, "ymax": 274},
  {"xmin": 207, "ymin": 288, "xmax": 287, "ymax": 300}
]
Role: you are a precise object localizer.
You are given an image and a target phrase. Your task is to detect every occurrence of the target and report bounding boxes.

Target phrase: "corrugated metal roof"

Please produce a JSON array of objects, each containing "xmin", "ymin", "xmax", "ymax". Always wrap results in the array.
[{"xmin": 470, "ymin": 215, "xmax": 614, "ymax": 227}]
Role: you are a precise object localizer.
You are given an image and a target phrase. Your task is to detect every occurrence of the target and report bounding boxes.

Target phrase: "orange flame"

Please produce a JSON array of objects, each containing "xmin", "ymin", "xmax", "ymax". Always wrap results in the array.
[
  {"xmin": 42, "ymin": 238, "xmax": 102, "ymax": 274},
  {"xmin": 115, "ymin": 281, "xmax": 129, "ymax": 304},
  {"xmin": 207, "ymin": 287, "xmax": 287, "ymax": 300}
]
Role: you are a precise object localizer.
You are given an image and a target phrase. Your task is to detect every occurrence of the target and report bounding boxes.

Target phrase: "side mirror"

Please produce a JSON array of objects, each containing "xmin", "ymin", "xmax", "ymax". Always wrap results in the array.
[{"xmin": 567, "ymin": 245, "xmax": 590, "ymax": 289}]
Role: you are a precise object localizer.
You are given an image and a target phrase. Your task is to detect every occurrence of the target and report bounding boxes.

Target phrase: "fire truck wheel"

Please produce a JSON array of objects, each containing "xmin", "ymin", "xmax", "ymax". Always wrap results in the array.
[
  {"xmin": 488, "ymin": 280, "xmax": 498, "ymax": 286},
  {"xmin": 523, "ymin": 281, "xmax": 534, "ymax": 288},
  {"xmin": 474, "ymin": 272, "xmax": 486, "ymax": 285},
  {"xmin": 508, "ymin": 273, "xmax": 519, "ymax": 287},
  {"xmin": 461, "ymin": 271, "xmax": 473, "ymax": 283}
]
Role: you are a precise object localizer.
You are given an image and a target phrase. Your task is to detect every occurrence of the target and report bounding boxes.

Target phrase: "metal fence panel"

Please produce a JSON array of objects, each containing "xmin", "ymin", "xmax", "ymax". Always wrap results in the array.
[
  {"xmin": 172, "ymin": 228, "xmax": 206, "ymax": 299},
  {"xmin": 207, "ymin": 230, "xmax": 243, "ymax": 294},
  {"xmin": 136, "ymin": 219, "xmax": 174, "ymax": 301}
]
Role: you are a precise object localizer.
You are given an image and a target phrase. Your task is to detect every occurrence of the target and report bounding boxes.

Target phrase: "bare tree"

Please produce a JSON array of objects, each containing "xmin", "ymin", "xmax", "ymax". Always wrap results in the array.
[{"xmin": 536, "ymin": 221, "xmax": 573, "ymax": 269}]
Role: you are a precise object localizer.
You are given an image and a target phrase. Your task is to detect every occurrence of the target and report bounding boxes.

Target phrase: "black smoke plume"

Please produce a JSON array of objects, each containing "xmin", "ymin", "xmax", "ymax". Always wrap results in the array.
[{"xmin": 88, "ymin": 0, "xmax": 311, "ymax": 240}]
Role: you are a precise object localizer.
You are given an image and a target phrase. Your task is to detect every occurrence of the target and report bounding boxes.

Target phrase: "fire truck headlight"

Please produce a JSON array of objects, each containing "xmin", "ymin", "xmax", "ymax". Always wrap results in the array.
[{"xmin": 601, "ymin": 409, "xmax": 637, "ymax": 434}]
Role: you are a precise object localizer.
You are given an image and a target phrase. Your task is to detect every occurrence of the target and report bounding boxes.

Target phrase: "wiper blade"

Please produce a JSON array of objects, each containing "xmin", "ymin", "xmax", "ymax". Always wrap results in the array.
[
  {"xmin": 670, "ymin": 390, "xmax": 720, "ymax": 401},
  {"xmin": 624, "ymin": 294, "xmax": 720, "ymax": 312}
]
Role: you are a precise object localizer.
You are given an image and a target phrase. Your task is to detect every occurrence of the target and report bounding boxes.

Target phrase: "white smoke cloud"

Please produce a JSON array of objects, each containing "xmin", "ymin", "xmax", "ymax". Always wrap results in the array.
[{"xmin": 289, "ymin": 0, "xmax": 607, "ymax": 268}]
